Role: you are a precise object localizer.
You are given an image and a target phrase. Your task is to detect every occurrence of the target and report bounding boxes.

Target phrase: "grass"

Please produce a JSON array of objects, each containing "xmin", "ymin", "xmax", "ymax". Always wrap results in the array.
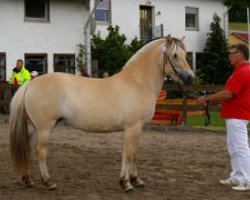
[
  {"xmin": 186, "ymin": 111, "xmax": 250, "ymax": 131},
  {"xmin": 229, "ymin": 22, "xmax": 248, "ymax": 31},
  {"xmin": 187, "ymin": 111, "xmax": 226, "ymax": 128}
]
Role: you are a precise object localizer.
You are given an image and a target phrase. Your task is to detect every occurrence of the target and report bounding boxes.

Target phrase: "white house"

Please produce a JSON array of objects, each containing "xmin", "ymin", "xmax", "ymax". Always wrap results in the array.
[
  {"xmin": 0, "ymin": 0, "xmax": 228, "ymax": 82},
  {"xmin": 92, "ymin": 0, "xmax": 229, "ymax": 72},
  {"xmin": 0, "ymin": 0, "xmax": 90, "ymax": 82}
]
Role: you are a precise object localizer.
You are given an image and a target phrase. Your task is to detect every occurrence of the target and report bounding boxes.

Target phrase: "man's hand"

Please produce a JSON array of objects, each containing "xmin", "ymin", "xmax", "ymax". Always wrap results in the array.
[{"xmin": 196, "ymin": 96, "xmax": 208, "ymax": 106}]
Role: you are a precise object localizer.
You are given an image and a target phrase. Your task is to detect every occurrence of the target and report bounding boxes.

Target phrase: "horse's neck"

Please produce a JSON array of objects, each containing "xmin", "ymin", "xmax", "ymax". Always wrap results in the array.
[{"xmin": 121, "ymin": 40, "xmax": 165, "ymax": 99}]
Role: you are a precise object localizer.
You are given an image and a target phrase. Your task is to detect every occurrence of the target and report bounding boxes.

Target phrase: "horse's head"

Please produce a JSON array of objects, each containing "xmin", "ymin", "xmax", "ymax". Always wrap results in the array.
[{"xmin": 163, "ymin": 35, "xmax": 194, "ymax": 84}]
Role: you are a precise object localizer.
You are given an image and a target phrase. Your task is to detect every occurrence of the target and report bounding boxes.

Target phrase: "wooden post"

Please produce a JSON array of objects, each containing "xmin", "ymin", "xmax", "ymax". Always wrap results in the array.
[{"xmin": 182, "ymin": 94, "xmax": 187, "ymax": 127}]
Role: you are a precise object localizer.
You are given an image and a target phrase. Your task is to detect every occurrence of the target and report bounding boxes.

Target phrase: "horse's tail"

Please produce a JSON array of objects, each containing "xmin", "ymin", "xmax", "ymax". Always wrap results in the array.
[{"xmin": 9, "ymin": 83, "xmax": 30, "ymax": 175}]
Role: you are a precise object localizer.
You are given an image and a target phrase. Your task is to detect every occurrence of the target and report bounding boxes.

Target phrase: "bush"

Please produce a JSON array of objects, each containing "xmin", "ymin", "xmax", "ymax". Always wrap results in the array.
[{"xmin": 91, "ymin": 25, "xmax": 144, "ymax": 76}]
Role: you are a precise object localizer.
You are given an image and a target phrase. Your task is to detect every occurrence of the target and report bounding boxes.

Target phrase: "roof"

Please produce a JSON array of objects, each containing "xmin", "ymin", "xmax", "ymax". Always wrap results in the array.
[{"xmin": 231, "ymin": 32, "xmax": 250, "ymax": 43}]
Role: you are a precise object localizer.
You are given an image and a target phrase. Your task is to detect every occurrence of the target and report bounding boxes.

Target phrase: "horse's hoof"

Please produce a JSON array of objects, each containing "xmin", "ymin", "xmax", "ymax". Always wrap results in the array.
[
  {"xmin": 136, "ymin": 183, "xmax": 145, "ymax": 189},
  {"xmin": 47, "ymin": 183, "xmax": 57, "ymax": 191},
  {"xmin": 119, "ymin": 178, "xmax": 134, "ymax": 193},
  {"xmin": 124, "ymin": 187, "xmax": 135, "ymax": 193},
  {"xmin": 21, "ymin": 175, "xmax": 34, "ymax": 188},
  {"xmin": 24, "ymin": 181, "xmax": 34, "ymax": 188},
  {"xmin": 130, "ymin": 176, "xmax": 145, "ymax": 188},
  {"xmin": 42, "ymin": 178, "xmax": 57, "ymax": 191},
  {"xmin": 134, "ymin": 180, "xmax": 145, "ymax": 189}
]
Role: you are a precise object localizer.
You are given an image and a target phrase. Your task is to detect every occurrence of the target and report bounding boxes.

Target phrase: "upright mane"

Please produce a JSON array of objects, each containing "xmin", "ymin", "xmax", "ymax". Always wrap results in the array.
[
  {"xmin": 172, "ymin": 38, "xmax": 185, "ymax": 51},
  {"xmin": 123, "ymin": 37, "xmax": 185, "ymax": 69},
  {"xmin": 124, "ymin": 38, "xmax": 164, "ymax": 68}
]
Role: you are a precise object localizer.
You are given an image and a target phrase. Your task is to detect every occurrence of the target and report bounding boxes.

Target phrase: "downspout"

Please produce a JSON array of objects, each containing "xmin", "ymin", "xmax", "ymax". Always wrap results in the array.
[
  {"xmin": 84, "ymin": 0, "xmax": 102, "ymax": 76},
  {"xmin": 223, "ymin": 5, "xmax": 232, "ymax": 38}
]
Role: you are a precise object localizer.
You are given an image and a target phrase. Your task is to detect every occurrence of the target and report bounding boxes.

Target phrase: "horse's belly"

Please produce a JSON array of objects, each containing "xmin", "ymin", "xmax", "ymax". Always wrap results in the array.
[{"xmin": 66, "ymin": 116, "xmax": 124, "ymax": 133}]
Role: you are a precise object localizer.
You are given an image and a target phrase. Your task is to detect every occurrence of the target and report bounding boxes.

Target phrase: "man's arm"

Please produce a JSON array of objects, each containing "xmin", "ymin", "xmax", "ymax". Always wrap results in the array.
[
  {"xmin": 9, "ymin": 71, "xmax": 14, "ymax": 85},
  {"xmin": 24, "ymin": 70, "xmax": 31, "ymax": 83},
  {"xmin": 196, "ymin": 90, "xmax": 234, "ymax": 105}
]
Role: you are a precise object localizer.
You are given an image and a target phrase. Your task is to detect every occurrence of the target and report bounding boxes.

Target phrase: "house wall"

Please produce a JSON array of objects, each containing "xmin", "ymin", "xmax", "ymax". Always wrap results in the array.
[
  {"xmin": 94, "ymin": 0, "xmax": 227, "ymax": 70},
  {"xmin": 0, "ymin": 0, "xmax": 88, "ymax": 80}
]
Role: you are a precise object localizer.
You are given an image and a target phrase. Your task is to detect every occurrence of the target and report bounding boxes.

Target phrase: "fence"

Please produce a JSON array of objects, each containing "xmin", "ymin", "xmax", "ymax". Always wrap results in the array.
[
  {"xmin": 0, "ymin": 82, "xmax": 11, "ymax": 114},
  {"xmin": 157, "ymin": 83, "xmax": 224, "ymax": 126}
]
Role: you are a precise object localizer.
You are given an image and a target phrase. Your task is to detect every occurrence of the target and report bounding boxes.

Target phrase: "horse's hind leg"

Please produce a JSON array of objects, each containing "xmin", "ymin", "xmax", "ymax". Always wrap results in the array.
[
  {"xmin": 119, "ymin": 124, "xmax": 144, "ymax": 192},
  {"xmin": 35, "ymin": 122, "xmax": 57, "ymax": 191}
]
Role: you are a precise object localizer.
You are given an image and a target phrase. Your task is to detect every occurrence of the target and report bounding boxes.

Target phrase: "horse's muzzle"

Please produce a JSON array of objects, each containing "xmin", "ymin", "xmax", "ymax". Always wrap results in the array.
[{"xmin": 178, "ymin": 69, "xmax": 194, "ymax": 85}]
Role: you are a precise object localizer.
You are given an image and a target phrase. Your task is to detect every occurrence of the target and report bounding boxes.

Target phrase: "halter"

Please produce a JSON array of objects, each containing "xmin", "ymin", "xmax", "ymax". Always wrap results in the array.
[
  {"xmin": 162, "ymin": 39, "xmax": 211, "ymax": 126},
  {"xmin": 162, "ymin": 40, "xmax": 179, "ymax": 76}
]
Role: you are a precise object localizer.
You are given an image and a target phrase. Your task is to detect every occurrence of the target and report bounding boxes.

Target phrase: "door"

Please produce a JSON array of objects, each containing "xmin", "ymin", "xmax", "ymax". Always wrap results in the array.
[{"xmin": 140, "ymin": 6, "xmax": 153, "ymax": 42}]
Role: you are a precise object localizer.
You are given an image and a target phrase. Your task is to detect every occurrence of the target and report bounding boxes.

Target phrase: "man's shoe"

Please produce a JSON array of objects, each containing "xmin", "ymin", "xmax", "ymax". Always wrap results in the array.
[
  {"xmin": 232, "ymin": 183, "xmax": 250, "ymax": 191},
  {"xmin": 220, "ymin": 179, "xmax": 239, "ymax": 186}
]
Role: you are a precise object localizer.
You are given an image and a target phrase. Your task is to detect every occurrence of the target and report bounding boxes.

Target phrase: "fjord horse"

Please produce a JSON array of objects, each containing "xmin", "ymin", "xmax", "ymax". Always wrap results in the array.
[{"xmin": 9, "ymin": 35, "xmax": 194, "ymax": 192}]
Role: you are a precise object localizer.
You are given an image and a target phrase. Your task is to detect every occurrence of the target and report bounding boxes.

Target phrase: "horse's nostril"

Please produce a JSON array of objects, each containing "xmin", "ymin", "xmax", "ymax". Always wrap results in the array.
[
  {"xmin": 178, "ymin": 70, "xmax": 193, "ymax": 85},
  {"xmin": 178, "ymin": 73, "xmax": 184, "ymax": 81},
  {"xmin": 188, "ymin": 75, "xmax": 193, "ymax": 83},
  {"xmin": 184, "ymin": 75, "xmax": 193, "ymax": 85}
]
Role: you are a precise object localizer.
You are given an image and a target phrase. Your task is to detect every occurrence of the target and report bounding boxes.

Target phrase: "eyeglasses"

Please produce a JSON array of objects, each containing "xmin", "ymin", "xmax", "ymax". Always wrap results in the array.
[{"xmin": 229, "ymin": 51, "xmax": 239, "ymax": 55}]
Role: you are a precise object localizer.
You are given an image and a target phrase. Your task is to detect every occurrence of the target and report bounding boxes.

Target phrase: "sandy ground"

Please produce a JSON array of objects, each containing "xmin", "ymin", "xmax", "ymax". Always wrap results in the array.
[{"xmin": 1, "ymin": 120, "xmax": 250, "ymax": 200}]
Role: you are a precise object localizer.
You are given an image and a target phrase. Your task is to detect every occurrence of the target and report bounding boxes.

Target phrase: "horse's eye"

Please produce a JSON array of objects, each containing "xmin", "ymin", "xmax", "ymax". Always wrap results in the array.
[{"xmin": 173, "ymin": 54, "xmax": 177, "ymax": 59}]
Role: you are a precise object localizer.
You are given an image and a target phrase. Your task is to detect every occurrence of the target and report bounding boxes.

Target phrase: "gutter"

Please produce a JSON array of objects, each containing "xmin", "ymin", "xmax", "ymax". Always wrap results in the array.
[
  {"xmin": 223, "ymin": 5, "xmax": 232, "ymax": 38},
  {"xmin": 83, "ymin": 0, "xmax": 103, "ymax": 76}
]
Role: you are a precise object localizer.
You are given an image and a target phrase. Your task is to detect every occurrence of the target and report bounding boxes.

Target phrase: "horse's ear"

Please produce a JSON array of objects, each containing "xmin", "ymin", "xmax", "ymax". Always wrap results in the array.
[{"xmin": 165, "ymin": 34, "xmax": 173, "ymax": 45}]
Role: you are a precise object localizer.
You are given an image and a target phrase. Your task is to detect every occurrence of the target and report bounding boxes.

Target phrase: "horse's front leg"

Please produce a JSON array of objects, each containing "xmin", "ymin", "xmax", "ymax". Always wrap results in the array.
[{"xmin": 119, "ymin": 124, "xmax": 144, "ymax": 192}]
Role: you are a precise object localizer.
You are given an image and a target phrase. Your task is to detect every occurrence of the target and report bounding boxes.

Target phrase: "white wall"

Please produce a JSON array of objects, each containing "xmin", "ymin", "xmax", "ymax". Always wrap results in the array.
[
  {"xmin": 95, "ymin": 0, "xmax": 227, "ymax": 53},
  {"xmin": 0, "ymin": 0, "xmax": 89, "ymax": 80},
  {"xmin": 0, "ymin": 0, "xmax": 228, "ymax": 79}
]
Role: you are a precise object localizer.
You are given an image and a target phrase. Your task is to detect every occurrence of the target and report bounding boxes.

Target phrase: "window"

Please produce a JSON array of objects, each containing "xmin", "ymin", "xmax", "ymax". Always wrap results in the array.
[
  {"xmin": 155, "ymin": 24, "xmax": 164, "ymax": 38},
  {"xmin": 25, "ymin": 54, "xmax": 48, "ymax": 75},
  {"xmin": 25, "ymin": 0, "xmax": 49, "ymax": 21},
  {"xmin": 54, "ymin": 54, "xmax": 75, "ymax": 74},
  {"xmin": 185, "ymin": 7, "xmax": 198, "ymax": 30},
  {"xmin": 0, "ymin": 53, "xmax": 6, "ymax": 81},
  {"xmin": 95, "ymin": 0, "xmax": 110, "ymax": 23}
]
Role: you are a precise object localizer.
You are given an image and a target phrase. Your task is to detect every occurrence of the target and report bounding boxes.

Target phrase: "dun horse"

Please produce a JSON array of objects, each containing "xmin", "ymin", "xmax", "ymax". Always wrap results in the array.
[{"xmin": 9, "ymin": 35, "xmax": 194, "ymax": 192}]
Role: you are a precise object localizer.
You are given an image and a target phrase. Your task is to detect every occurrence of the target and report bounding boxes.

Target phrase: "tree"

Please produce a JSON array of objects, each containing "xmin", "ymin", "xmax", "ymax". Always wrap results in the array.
[
  {"xmin": 223, "ymin": 0, "xmax": 248, "ymax": 22},
  {"xmin": 91, "ymin": 25, "xmax": 144, "ymax": 76},
  {"xmin": 198, "ymin": 14, "xmax": 232, "ymax": 84}
]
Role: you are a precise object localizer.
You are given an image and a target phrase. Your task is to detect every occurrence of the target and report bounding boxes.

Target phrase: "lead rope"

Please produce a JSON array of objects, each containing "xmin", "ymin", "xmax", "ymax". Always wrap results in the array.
[
  {"xmin": 203, "ymin": 91, "xmax": 211, "ymax": 126},
  {"xmin": 177, "ymin": 83, "xmax": 211, "ymax": 126}
]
